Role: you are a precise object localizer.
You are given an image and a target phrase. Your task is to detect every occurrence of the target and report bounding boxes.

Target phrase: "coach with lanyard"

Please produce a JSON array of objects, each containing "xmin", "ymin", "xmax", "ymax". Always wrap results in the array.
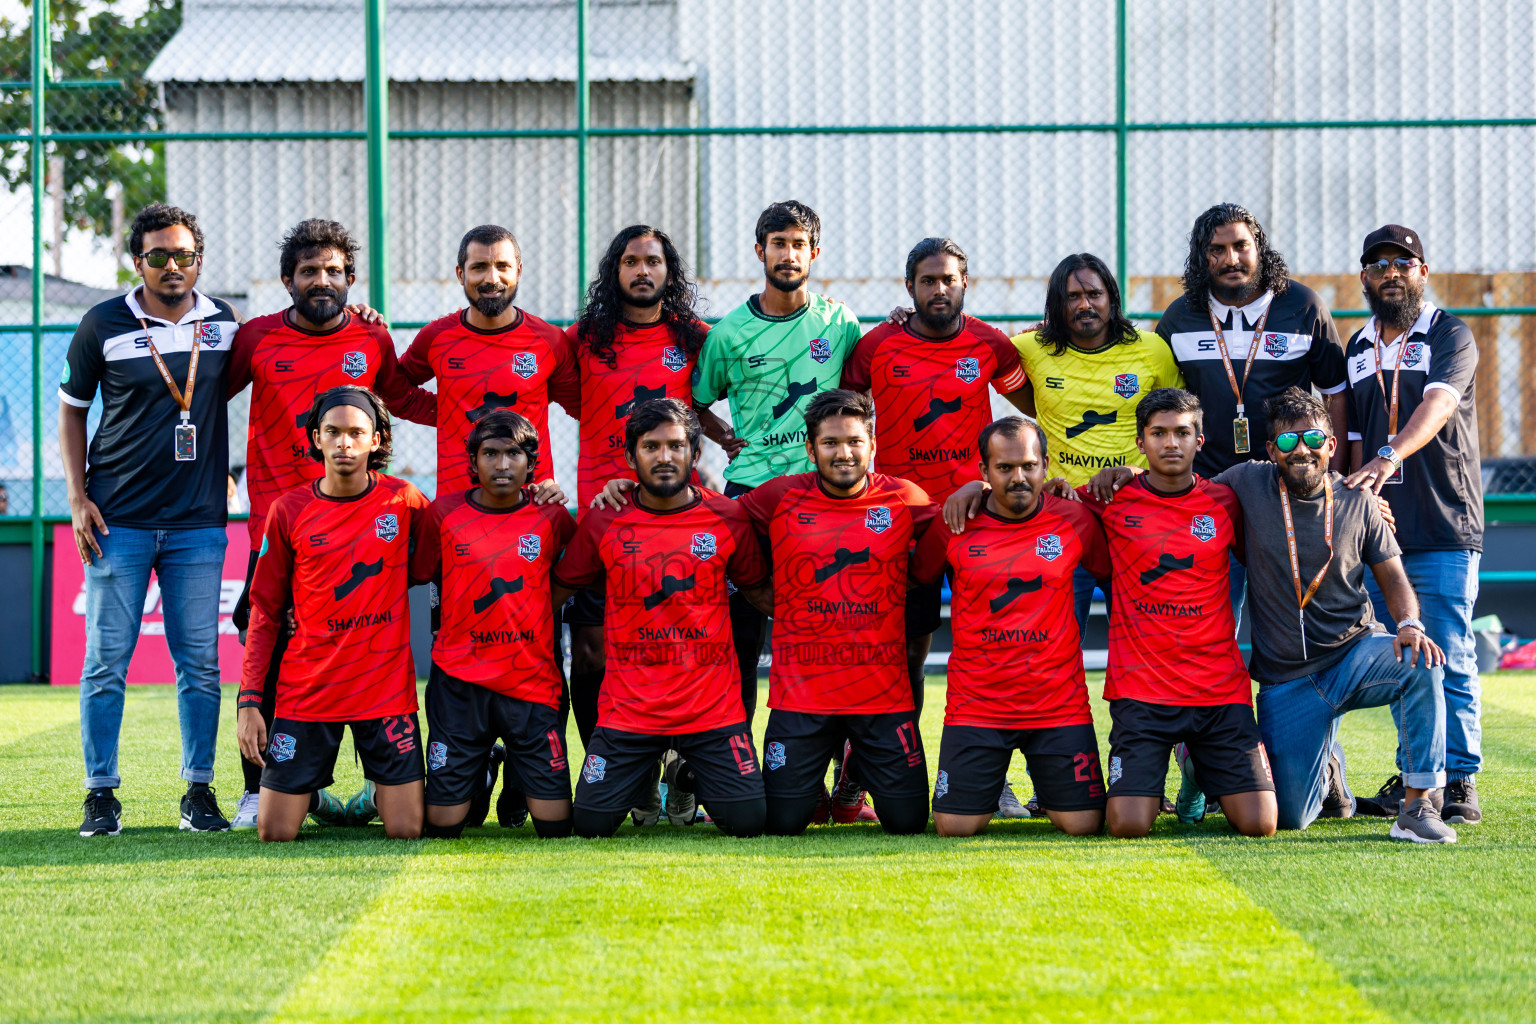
[
  {"xmin": 60, "ymin": 204, "xmax": 242, "ymax": 838},
  {"xmin": 1341, "ymin": 225, "xmax": 1484, "ymax": 826}
]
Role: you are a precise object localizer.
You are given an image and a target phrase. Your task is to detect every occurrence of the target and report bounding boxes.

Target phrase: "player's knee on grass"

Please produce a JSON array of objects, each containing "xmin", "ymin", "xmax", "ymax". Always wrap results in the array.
[
  {"xmin": 573, "ymin": 806, "xmax": 628, "ymax": 838},
  {"xmin": 1046, "ymin": 808, "xmax": 1104, "ymax": 836},
  {"xmin": 765, "ymin": 794, "xmax": 820, "ymax": 835},
  {"xmin": 707, "ymin": 797, "xmax": 766, "ymax": 838},
  {"xmin": 531, "ymin": 815, "xmax": 574, "ymax": 838},
  {"xmin": 1220, "ymin": 791, "xmax": 1278, "ymax": 837},
  {"xmin": 875, "ymin": 794, "xmax": 930, "ymax": 835},
  {"xmin": 1106, "ymin": 796, "xmax": 1159, "ymax": 838},
  {"xmin": 256, "ymin": 788, "xmax": 310, "ymax": 842},
  {"xmin": 933, "ymin": 812, "xmax": 992, "ymax": 837},
  {"xmin": 421, "ymin": 819, "xmax": 466, "ymax": 839}
]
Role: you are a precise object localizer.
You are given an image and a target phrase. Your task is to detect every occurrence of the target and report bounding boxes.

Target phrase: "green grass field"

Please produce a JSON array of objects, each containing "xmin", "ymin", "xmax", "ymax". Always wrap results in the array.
[{"xmin": 2, "ymin": 673, "xmax": 1534, "ymax": 1023}]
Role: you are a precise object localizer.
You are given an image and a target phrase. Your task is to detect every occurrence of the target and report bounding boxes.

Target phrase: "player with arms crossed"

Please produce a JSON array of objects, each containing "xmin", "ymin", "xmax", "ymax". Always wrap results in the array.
[
  {"xmin": 412, "ymin": 410, "xmax": 576, "ymax": 838},
  {"xmin": 735, "ymin": 390, "xmax": 935, "ymax": 835},
  {"xmin": 553, "ymin": 399, "xmax": 773, "ymax": 838},
  {"xmin": 237, "ymin": 387, "xmax": 430, "ymax": 842},
  {"xmin": 912, "ymin": 417, "xmax": 1110, "ymax": 836}
]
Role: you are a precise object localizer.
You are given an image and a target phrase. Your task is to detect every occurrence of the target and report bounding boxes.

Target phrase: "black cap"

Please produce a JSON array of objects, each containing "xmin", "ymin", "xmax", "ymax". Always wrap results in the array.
[{"xmin": 1361, "ymin": 224, "xmax": 1425, "ymax": 264}]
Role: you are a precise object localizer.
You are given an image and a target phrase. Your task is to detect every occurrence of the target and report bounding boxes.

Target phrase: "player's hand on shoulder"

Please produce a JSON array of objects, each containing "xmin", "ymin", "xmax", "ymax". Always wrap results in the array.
[
  {"xmin": 944, "ymin": 480, "xmax": 987, "ymax": 534},
  {"xmin": 346, "ymin": 303, "xmax": 386, "ymax": 325},
  {"xmin": 1374, "ymin": 493, "xmax": 1396, "ymax": 533},
  {"xmin": 237, "ymin": 706, "xmax": 268, "ymax": 766},
  {"xmin": 592, "ymin": 478, "xmax": 637, "ymax": 510},
  {"xmin": 1043, "ymin": 477, "xmax": 1079, "ymax": 501},
  {"xmin": 529, "ymin": 478, "xmax": 567, "ymax": 506},
  {"xmin": 285, "ymin": 608, "xmax": 298, "ymax": 638},
  {"xmin": 886, "ymin": 306, "xmax": 912, "ymax": 327},
  {"xmin": 1086, "ymin": 465, "xmax": 1137, "ymax": 503}
]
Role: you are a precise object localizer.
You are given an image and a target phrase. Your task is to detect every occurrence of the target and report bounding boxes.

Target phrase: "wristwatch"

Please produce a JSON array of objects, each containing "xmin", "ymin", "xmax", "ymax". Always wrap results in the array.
[
  {"xmin": 1376, "ymin": 444, "xmax": 1403, "ymax": 468},
  {"xmin": 1396, "ymin": 617, "xmax": 1426, "ymax": 634}
]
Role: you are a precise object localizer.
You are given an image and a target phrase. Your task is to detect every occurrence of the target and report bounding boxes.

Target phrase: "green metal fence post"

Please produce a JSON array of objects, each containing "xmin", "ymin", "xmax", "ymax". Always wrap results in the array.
[
  {"xmin": 30, "ymin": 0, "xmax": 49, "ymax": 680},
  {"xmin": 1114, "ymin": 0, "xmax": 1128, "ymax": 295},
  {"xmin": 365, "ymin": 0, "xmax": 390, "ymax": 320},
  {"xmin": 575, "ymin": 0, "xmax": 590, "ymax": 311}
]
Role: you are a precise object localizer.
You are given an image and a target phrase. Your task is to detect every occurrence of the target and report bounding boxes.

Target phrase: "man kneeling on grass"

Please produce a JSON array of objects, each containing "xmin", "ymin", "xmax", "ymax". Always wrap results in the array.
[{"xmin": 237, "ymin": 386, "xmax": 430, "ymax": 841}]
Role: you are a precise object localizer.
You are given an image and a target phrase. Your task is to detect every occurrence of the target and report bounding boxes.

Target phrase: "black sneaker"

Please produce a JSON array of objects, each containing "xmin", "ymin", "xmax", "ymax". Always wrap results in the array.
[
  {"xmin": 1443, "ymin": 777, "xmax": 1482, "ymax": 825},
  {"xmin": 80, "ymin": 788, "xmax": 122, "ymax": 837},
  {"xmin": 495, "ymin": 740, "xmax": 528, "ymax": 828},
  {"xmin": 1318, "ymin": 741, "xmax": 1355, "ymax": 818},
  {"xmin": 179, "ymin": 783, "xmax": 230, "ymax": 832},
  {"xmin": 465, "ymin": 743, "xmax": 506, "ymax": 829},
  {"xmin": 1356, "ymin": 774, "xmax": 1443, "ymax": 818}
]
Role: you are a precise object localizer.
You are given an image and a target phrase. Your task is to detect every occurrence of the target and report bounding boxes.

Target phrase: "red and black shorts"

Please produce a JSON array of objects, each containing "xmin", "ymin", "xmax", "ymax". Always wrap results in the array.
[
  {"xmin": 425, "ymin": 665, "xmax": 571, "ymax": 805},
  {"xmin": 1105, "ymin": 698, "xmax": 1274, "ymax": 799},
  {"xmin": 260, "ymin": 712, "xmax": 425, "ymax": 794},
  {"xmin": 761, "ymin": 708, "xmax": 928, "ymax": 801},
  {"xmin": 574, "ymin": 722, "xmax": 763, "ymax": 814},
  {"xmin": 933, "ymin": 722, "xmax": 1106, "ymax": 814}
]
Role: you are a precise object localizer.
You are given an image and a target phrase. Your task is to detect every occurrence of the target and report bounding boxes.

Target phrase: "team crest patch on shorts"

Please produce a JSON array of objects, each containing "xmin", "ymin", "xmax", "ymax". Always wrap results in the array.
[
  {"xmin": 766, "ymin": 741, "xmax": 786, "ymax": 770},
  {"xmin": 582, "ymin": 754, "xmax": 607, "ymax": 783},
  {"xmin": 1114, "ymin": 372, "xmax": 1139, "ymax": 398},
  {"xmin": 269, "ymin": 733, "xmax": 296, "ymax": 763},
  {"xmin": 1036, "ymin": 534, "xmax": 1062, "ymax": 561},
  {"xmin": 342, "ymin": 351, "xmax": 368, "ymax": 378},
  {"xmin": 1190, "ymin": 514, "xmax": 1217, "ymax": 542},
  {"xmin": 518, "ymin": 533, "xmax": 541, "ymax": 561},
  {"xmin": 428, "ymin": 741, "xmax": 448, "ymax": 771},
  {"xmin": 865, "ymin": 506, "xmax": 892, "ymax": 534},
  {"xmin": 955, "ymin": 357, "xmax": 980, "ymax": 382},
  {"xmin": 935, "ymin": 770, "xmax": 950, "ymax": 799},
  {"xmin": 809, "ymin": 337, "xmax": 832, "ymax": 364},
  {"xmin": 1108, "ymin": 755, "xmax": 1123, "ymax": 786},
  {"xmin": 375, "ymin": 514, "xmax": 399, "ymax": 542},
  {"xmin": 1402, "ymin": 341, "xmax": 1424, "ymax": 367},
  {"xmin": 662, "ymin": 345, "xmax": 687, "ymax": 371},
  {"xmin": 1263, "ymin": 333, "xmax": 1288, "ymax": 357},
  {"xmin": 691, "ymin": 532, "xmax": 717, "ymax": 560},
  {"xmin": 512, "ymin": 351, "xmax": 539, "ymax": 378}
]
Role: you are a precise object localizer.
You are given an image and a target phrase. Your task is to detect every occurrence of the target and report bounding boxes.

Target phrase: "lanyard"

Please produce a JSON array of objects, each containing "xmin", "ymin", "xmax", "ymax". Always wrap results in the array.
[
  {"xmin": 1278, "ymin": 475, "xmax": 1334, "ymax": 660},
  {"xmin": 1371, "ymin": 322, "xmax": 1407, "ymax": 437},
  {"xmin": 140, "ymin": 317, "xmax": 202, "ymax": 423},
  {"xmin": 1207, "ymin": 303, "xmax": 1271, "ymax": 418}
]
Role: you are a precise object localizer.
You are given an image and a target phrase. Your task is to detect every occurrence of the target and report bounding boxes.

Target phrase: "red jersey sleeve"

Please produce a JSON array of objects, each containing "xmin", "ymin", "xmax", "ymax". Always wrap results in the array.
[
  {"xmin": 715, "ymin": 497, "xmax": 769, "ymax": 589},
  {"xmin": 910, "ymin": 512, "xmax": 953, "ymax": 585},
  {"xmin": 981, "ymin": 323, "xmax": 1028, "ymax": 394},
  {"xmin": 369, "ymin": 323, "xmax": 437, "ymax": 425},
  {"xmin": 734, "ymin": 474, "xmax": 796, "ymax": 533},
  {"xmin": 892, "ymin": 476, "xmax": 937, "ymax": 536},
  {"xmin": 839, "ymin": 329, "xmax": 883, "ymax": 393},
  {"xmin": 1061, "ymin": 498, "xmax": 1111, "ymax": 581},
  {"xmin": 1210, "ymin": 479, "xmax": 1246, "ymax": 565},
  {"xmin": 553, "ymin": 507, "xmax": 612, "ymax": 589},
  {"xmin": 1074, "ymin": 484, "xmax": 1109, "ymax": 516},
  {"xmin": 238, "ymin": 496, "xmax": 297, "ymax": 709},
  {"xmin": 225, "ymin": 319, "xmax": 266, "ymax": 397},
  {"xmin": 546, "ymin": 503, "xmax": 578, "ymax": 552},
  {"xmin": 399, "ymin": 318, "xmax": 444, "ymax": 386},
  {"xmin": 411, "ymin": 500, "xmax": 446, "ymax": 584},
  {"xmin": 546, "ymin": 322, "xmax": 582, "ymax": 419}
]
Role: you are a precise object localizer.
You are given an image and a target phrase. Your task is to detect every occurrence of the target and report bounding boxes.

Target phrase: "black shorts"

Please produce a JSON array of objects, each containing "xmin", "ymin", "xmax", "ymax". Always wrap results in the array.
[
  {"xmin": 1105, "ymin": 699, "xmax": 1274, "ymax": 799},
  {"xmin": 424, "ymin": 665, "xmax": 571, "ymax": 805},
  {"xmin": 761, "ymin": 709, "xmax": 928, "ymax": 801},
  {"xmin": 905, "ymin": 575, "xmax": 942, "ymax": 638},
  {"xmin": 562, "ymin": 587, "xmax": 605, "ymax": 629},
  {"xmin": 933, "ymin": 722, "xmax": 1106, "ymax": 814},
  {"xmin": 574, "ymin": 722, "xmax": 764, "ymax": 813},
  {"xmin": 260, "ymin": 713, "xmax": 425, "ymax": 794}
]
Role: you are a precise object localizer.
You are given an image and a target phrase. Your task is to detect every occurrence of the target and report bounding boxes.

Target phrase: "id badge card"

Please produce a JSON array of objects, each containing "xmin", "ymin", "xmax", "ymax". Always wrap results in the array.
[
  {"xmin": 1233, "ymin": 416, "xmax": 1251, "ymax": 455},
  {"xmin": 1383, "ymin": 462, "xmax": 1403, "ymax": 485},
  {"xmin": 174, "ymin": 421, "xmax": 197, "ymax": 462}
]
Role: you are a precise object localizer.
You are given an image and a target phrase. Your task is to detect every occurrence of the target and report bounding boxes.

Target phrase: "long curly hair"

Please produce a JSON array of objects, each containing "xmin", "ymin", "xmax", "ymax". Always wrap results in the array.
[
  {"xmin": 1181, "ymin": 203, "xmax": 1289, "ymax": 315},
  {"xmin": 575, "ymin": 225, "xmax": 706, "ymax": 370},
  {"xmin": 1035, "ymin": 253, "xmax": 1139, "ymax": 356}
]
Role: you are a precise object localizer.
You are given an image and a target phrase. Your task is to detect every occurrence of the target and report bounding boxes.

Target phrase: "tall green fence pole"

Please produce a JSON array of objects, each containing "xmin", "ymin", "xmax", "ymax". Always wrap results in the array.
[
  {"xmin": 365, "ymin": 0, "xmax": 390, "ymax": 320},
  {"xmin": 1114, "ymin": 0, "xmax": 1128, "ymax": 295},
  {"xmin": 575, "ymin": 0, "xmax": 590, "ymax": 311},
  {"xmin": 30, "ymin": 0, "xmax": 49, "ymax": 680}
]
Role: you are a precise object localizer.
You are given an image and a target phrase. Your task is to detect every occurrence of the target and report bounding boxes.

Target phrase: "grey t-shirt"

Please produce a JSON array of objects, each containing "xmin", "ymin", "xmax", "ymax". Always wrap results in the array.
[{"xmin": 1214, "ymin": 461, "xmax": 1401, "ymax": 684}]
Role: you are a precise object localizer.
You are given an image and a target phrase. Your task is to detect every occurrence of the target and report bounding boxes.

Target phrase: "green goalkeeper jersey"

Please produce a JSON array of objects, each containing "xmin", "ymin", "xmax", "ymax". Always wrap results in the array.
[{"xmin": 693, "ymin": 293, "xmax": 863, "ymax": 488}]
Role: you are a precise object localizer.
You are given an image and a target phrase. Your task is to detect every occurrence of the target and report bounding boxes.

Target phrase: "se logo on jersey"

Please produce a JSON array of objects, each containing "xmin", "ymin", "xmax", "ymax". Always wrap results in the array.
[
  {"xmin": 809, "ymin": 338, "xmax": 832, "ymax": 364},
  {"xmin": 375, "ymin": 514, "xmax": 399, "ymax": 542},
  {"xmin": 691, "ymin": 532, "xmax": 718, "ymax": 560},
  {"xmin": 512, "ymin": 352, "xmax": 539, "ymax": 378},
  {"xmin": 343, "ymin": 351, "xmax": 368, "ymax": 378},
  {"xmin": 662, "ymin": 345, "xmax": 687, "ymax": 371},
  {"xmin": 1191, "ymin": 515, "xmax": 1217, "ymax": 542},
  {"xmin": 865, "ymin": 507, "xmax": 892, "ymax": 534},
  {"xmin": 955, "ymin": 357, "xmax": 980, "ymax": 383},
  {"xmin": 1113, "ymin": 373, "xmax": 1139, "ymax": 399},
  {"xmin": 1263, "ymin": 333, "xmax": 1288, "ymax": 357},
  {"xmin": 1036, "ymin": 534, "xmax": 1063, "ymax": 561},
  {"xmin": 518, "ymin": 534, "xmax": 541, "ymax": 562},
  {"xmin": 269, "ymin": 733, "xmax": 296, "ymax": 762}
]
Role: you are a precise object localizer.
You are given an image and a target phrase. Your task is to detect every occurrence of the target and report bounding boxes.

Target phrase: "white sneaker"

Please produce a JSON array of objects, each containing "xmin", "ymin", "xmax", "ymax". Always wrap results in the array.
[
  {"xmin": 997, "ymin": 781, "xmax": 1031, "ymax": 819},
  {"xmin": 231, "ymin": 790, "xmax": 260, "ymax": 830}
]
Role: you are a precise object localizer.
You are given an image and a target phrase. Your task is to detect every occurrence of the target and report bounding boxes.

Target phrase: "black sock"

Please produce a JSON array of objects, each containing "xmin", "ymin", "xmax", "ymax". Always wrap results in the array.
[{"xmin": 308, "ymin": 791, "xmax": 320, "ymax": 812}]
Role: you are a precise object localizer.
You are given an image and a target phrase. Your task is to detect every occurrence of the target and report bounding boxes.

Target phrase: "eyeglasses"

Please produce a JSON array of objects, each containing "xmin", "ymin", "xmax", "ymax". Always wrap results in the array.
[
  {"xmin": 136, "ymin": 250, "xmax": 201, "ymax": 269},
  {"xmin": 1274, "ymin": 429, "xmax": 1330, "ymax": 453},
  {"xmin": 1363, "ymin": 256, "xmax": 1421, "ymax": 278}
]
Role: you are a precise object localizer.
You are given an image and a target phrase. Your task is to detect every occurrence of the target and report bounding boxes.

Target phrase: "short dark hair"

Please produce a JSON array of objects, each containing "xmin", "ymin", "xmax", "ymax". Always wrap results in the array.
[
  {"xmin": 803, "ymin": 388, "xmax": 874, "ymax": 442},
  {"xmin": 280, "ymin": 219, "xmax": 358, "ymax": 281},
  {"xmin": 129, "ymin": 203, "xmax": 204, "ymax": 258},
  {"xmin": 978, "ymin": 416, "xmax": 1048, "ymax": 464},
  {"xmin": 465, "ymin": 409, "xmax": 540, "ymax": 478},
  {"xmin": 624, "ymin": 397, "xmax": 701, "ymax": 457},
  {"xmin": 1135, "ymin": 387, "xmax": 1204, "ymax": 436},
  {"xmin": 905, "ymin": 237, "xmax": 968, "ymax": 283},
  {"xmin": 457, "ymin": 224, "xmax": 520, "ymax": 269},
  {"xmin": 755, "ymin": 200, "xmax": 820, "ymax": 250},
  {"xmin": 305, "ymin": 386, "xmax": 393, "ymax": 470},
  {"xmin": 1265, "ymin": 386, "xmax": 1329, "ymax": 438},
  {"xmin": 1035, "ymin": 253, "xmax": 1139, "ymax": 356}
]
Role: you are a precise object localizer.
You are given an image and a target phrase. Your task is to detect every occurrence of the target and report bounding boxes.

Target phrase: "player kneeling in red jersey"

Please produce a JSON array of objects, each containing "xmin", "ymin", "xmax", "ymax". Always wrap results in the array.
[
  {"xmin": 1084, "ymin": 389, "xmax": 1277, "ymax": 838},
  {"xmin": 553, "ymin": 399, "xmax": 773, "ymax": 837},
  {"xmin": 237, "ymin": 387, "xmax": 431, "ymax": 842},
  {"xmin": 412, "ymin": 410, "xmax": 577, "ymax": 838},
  {"xmin": 912, "ymin": 417, "xmax": 1110, "ymax": 837}
]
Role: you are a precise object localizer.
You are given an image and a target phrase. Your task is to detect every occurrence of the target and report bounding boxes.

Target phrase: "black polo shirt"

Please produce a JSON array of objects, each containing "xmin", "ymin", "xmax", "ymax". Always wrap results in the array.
[
  {"xmin": 1157, "ymin": 282, "xmax": 1347, "ymax": 476},
  {"xmin": 1344, "ymin": 302, "xmax": 1482, "ymax": 552},
  {"xmin": 59, "ymin": 288, "xmax": 239, "ymax": 530}
]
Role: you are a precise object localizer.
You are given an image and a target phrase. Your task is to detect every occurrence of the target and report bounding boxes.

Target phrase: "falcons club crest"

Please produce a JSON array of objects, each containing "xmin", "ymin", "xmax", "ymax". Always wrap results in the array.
[
  {"xmin": 865, "ymin": 506, "xmax": 892, "ymax": 534},
  {"xmin": 1263, "ymin": 332, "xmax": 1289, "ymax": 357},
  {"xmin": 518, "ymin": 534, "xmax": 541, "ymax": 561},
  {"xmin": 1036, "ymin": 534, "xmax": 1063, "ymax": 561},
  {"xmin": 1113, "ymin": 373, "xmax": 1138, "ymax": 398},
  {"xmin": 374, "ymin": 514, "xmax": 399, "ymax": 542},
  {"xmin": 955, "ymin": 357, "xmax": 980, "ymax": 383},
  {"xmin": 691, "ymin": 532, "xmax": 718, "ymax": 560},
  {"xmin": 662, "ymin": 345, "xmax": 687, "ymax": 371},
  {"xmin": 342, "ymin": 351, "xmax": 368, "ymax": 379},
  {"xmin": 809, "ymin": 337, "xmax": 832, "ymax": 364},
  {"xmin": 512, "ymin": 352, "xmax": 539, "ymax": 378},
  {"xmin": 1190, "ymin": 515, "xmax": 1217, "ymax": 542},
  {"xmin": 1402, "ymin": 341, "xmax": 1425, "ymax": 367}
]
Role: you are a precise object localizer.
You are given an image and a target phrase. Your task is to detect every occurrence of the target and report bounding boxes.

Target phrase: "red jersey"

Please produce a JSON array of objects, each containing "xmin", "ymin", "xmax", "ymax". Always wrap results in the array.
[
  {"xmin": 400, "ymin": 308, "xmax": 581, "ymax": 496},
  {"xmin": 738, "ymin": 472, "xmax": 935, "ymax": 713},
  {"xmin": 411, "ymin": 490, "xmax": 576, "ymax": 707},
  {"xmin": 1085, "ymin": 475, "xmax": 1250, "ymax": 706},
  {"xmin": 568, "ymin": 319, "xmax": 706, "ymax": 506},
  {"xmin": 841, "ymin": 316, "xmax": 1026, "ymax": 500},
  {"xmin": 553, "ymin": 487, "xmax": 768, "ymax": 734},
  {"xmin": 238, "ymin": 473, "xmax": 430, "ymax": 722},
  {"xmin": 227, "ymin": 310, "xmax": 437, "ymax": 549},
  {"xmin": 911, "ymin": 495, "xmax": 1109, "ymax": 728}
]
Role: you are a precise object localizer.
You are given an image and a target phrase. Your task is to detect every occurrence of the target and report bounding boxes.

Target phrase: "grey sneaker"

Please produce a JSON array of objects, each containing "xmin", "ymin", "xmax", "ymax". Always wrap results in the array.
[
  {"xmin": 1443, "ymin": 777, "xmax": 1482, "ymax": 825},
  {"xmin": 1318, "ymin": 740, "xmax": 1355, "ymax": 818},
  {"xmin": 662, "ymin": 750, "xmax": 697, "ymax": 827},
  {"xmin": 630, "ymin": 765, "xmax": 662, "ymax": 827},
  {"xmin": 1389, "ymin": 797, "xmax": 1458, "ymax": 844},
  {"xmin": 996, "ymin": 781, "xmax": 1030, "ymax": 819},
  {"xmin": 231, "ymin": 790, "xmax": 260, "ymax": 830}
]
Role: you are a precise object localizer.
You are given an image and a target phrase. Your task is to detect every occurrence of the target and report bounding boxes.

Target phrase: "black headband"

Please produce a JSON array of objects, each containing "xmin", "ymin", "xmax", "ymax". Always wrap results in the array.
[{"xmin": 315, "ymin": 390, "xmax": 379, "ymax": 429}]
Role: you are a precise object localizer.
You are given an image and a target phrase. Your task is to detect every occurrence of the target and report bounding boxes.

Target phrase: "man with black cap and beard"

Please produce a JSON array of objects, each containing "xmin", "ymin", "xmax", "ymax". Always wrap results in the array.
[{"xmin": 1341, "ymin": 225, "xmax": 1485, "ymax": 826}]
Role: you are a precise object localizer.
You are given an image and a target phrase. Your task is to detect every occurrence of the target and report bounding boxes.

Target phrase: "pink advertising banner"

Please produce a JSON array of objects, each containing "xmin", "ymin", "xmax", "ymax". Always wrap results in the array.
[{"xmin": 50, "ymin": 522, "xmax": 251, "ymax": 685}]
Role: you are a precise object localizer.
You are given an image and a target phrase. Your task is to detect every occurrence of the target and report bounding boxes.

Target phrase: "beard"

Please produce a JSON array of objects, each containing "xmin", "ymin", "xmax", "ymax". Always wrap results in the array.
[
  {"xmin": 766, "ymin": 265, "xmax": 808, "ymax": 293},
  {"xmin": 915, "ymin": 293, "xmax": 964, "ymax": 335},
  {"xmin": 817, "ymin": 456, "xmax": 867, "ymax": 490},
  {"xmin": 622, "ymin": 280, "xmax": 664, "ymax": 309},
  {"xmin": 1365, "ymin": 276, "xmax": 1425, "ymax": 332},
  {"xmin": 1209, "ymin": 267, "xmax": 1259, "ymax": 306},
  {"xmin": 294, "ymin": 284, "xmax": 347, "ymax": 324},
  {"xmin": 640, "ymin": 460, "xmax": 692, "ymax": 499},
  {"xmin": 468, "ymin": 282, "xmax": 517, "ymax": 319},
  {"xmin": 1067, "ymin": 309, "xmax": 1104, "ymax": 340},
  {"xmin": 1280, "ymin": 455, "xmax": 1328, "ymax": 498},
  {"xmin": 997, "ymin": 482, "xmax": 1036, "ymax": 515}
]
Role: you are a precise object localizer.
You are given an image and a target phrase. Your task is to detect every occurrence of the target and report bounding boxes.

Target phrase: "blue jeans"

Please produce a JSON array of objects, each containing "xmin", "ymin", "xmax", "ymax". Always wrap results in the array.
[
  {"xmin": 80, "ymin": 525, "xmax": 228, "ymax": 789},
  {"xmin": 1254, "ymin": 632, "xmax": 1445, "ymax": 830},
  {"xmin": 1072, "ymin": 566, "xmax": 1106, "ymax": 639},
  {"xmin": 1365, "ymin": 549, "xmax": 1481, "ymax": 780}
]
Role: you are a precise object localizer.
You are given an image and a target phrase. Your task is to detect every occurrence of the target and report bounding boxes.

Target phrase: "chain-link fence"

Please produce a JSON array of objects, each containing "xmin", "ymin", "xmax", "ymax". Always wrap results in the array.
[{"xmin": 5, "ymin": 0, "xmax": 1536, "ymax": 674}]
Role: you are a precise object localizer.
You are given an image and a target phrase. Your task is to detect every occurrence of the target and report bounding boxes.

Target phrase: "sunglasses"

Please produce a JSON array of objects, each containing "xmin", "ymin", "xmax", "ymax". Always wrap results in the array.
[
  {"xmin": 1362, "ymin": 256, "xmax": 1421, "ymax": 278},
  {"xmin": 1274, "ymin": 429, "xmax": 1330, "ymax": 453},
  {"xmin": 137, "ymin": 250, "xmax": 201, "ymax": 269}
]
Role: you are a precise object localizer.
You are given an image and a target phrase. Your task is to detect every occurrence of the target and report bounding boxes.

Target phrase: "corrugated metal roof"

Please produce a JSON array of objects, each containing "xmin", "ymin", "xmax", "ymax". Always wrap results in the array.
[{"xmin": 147, "ymin": 0, "xmax": 693, "ymax": 83}]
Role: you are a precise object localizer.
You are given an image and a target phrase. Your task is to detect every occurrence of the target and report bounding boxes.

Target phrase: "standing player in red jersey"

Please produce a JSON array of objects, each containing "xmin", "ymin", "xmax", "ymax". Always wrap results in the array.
[
  {"xmin": 911, "ymin": 417, "xmax": 1110, "ymax": 837},
  {"xmin": 225, "ymin": 220, "xmax": 437, "ymax": 829},
  {"xmin": 411, "ymin": 410, "xmax": 576, "ymax": 839},
  {"xmin": 737, "ymin": 390, "xmax": 936, "ymax": 835},
  {"xmin": 1081, "ymin": 388, "xmax": 1276, "ymax": 838},
  {"xmin": 401, "ymin": 224, "xmax": 582, "ymax": 499},
  {"xmin": 236, "ymin": 387, "xmax": 431, "ymax": 842},
  {"xmin": 552, "ymin": 399, "xmax": 772, "ymax": 838}
]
